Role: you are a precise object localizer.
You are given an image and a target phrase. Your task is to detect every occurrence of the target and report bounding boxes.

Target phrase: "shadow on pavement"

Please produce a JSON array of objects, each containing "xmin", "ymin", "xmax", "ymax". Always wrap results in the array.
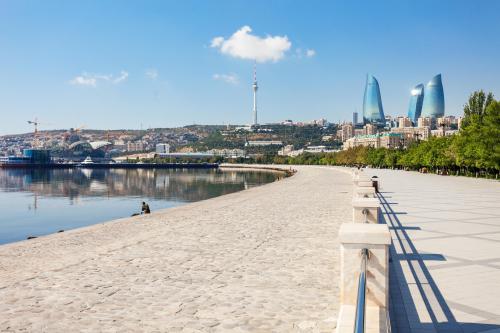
[{"xmin": 378, "ymin": 192, "xmax": 500, "ymax": 333}]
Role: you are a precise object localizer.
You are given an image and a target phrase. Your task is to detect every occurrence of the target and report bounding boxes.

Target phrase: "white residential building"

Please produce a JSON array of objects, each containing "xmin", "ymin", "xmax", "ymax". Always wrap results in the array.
[{"xmin": 156, "ymin": 143, "xmax": 170, "ymax": 154}]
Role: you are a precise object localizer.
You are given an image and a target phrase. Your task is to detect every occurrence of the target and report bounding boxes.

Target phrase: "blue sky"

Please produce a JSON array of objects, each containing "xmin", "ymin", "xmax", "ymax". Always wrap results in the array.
[{"xmin": 1, "ymin": 0, "xmax": 499, "ymax": 135}]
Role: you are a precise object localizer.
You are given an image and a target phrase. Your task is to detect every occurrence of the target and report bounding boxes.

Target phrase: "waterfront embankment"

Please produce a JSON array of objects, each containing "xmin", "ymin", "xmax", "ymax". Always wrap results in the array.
[{"xmin": 0, "ymin": 166, "xmax": 352, "ymax": 332}]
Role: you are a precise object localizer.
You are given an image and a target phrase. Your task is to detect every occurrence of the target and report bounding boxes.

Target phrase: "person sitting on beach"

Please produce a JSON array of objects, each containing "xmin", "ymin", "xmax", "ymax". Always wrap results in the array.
[{"xmin": 141, "ymin": 201, "xmax": 151, "ymax": 214}]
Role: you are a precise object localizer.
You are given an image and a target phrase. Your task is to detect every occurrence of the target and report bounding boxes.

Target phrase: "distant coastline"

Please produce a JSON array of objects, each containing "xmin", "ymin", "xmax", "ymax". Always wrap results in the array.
[{"xmin": 0, "ymin": 161, "xmax": 219, "ymax": 169}]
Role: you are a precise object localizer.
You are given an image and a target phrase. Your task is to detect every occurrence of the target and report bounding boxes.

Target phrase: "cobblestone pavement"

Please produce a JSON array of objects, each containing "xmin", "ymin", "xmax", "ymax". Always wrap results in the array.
[
  {"xmin": 366, "ymin": 168, "xmax": 500, "ymax": 333},
  {"xmin": 0, "ymin": 166, "xmax": 352, "ymax": 333}
]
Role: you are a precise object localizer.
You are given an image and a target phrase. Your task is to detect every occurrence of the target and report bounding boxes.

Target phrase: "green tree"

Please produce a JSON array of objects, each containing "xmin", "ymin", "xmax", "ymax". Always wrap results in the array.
[
  {"xmin": 462, "ymin": 90, "xmax": 494, "ymax": 128},
  {"xmin": 453, "ymin": 92, "xmax": 499, "ymax": 175}
]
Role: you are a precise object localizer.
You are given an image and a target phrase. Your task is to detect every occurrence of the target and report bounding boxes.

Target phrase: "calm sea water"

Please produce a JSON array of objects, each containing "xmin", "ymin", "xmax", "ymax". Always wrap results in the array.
[{"xmin": 0, "ymin": 168, "xmax": 279, "ymax": 245}]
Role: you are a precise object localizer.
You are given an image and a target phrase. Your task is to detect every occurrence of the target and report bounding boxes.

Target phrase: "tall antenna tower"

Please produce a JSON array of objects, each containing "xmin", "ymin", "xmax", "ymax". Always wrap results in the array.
[{"xmin": 252, "ymin": 62, "xmax": 258, "ymax": 126}]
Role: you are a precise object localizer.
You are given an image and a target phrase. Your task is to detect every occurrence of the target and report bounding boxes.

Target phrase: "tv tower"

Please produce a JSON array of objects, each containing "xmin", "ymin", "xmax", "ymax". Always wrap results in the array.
[{"xmin": 252, "ymin": 62, "xmax": 258, "ymax": 126}]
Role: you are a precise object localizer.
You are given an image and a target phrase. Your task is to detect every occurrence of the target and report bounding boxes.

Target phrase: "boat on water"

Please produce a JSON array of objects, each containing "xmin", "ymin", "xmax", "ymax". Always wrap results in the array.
[{"xmin": 76, "ymin": 156, "xmax": 94, "ymax": 167}]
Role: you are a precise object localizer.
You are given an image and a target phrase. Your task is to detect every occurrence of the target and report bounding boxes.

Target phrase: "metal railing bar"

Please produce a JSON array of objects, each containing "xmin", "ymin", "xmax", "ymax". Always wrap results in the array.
[{"xmin": 354, "ymin": 248, "xmax": 369, "ymax": 333}]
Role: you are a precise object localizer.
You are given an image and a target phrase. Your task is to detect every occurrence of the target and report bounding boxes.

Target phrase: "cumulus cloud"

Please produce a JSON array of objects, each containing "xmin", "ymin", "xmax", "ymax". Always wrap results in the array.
[
  {"xmin": 69, "ymin": 70, "xmax": 128, "ymax": 87},
  {"xmin": 306, "ymin": 49, "xmax": 316, "ymax": 57},
  {"xmin": 145, "ymin": 68, "xmax": 158, "ymax": 80},
  {"xmin": 210, "ymin": 26, "xmax": 291, "ymax": 63},
  {"xmin": 213, "ymin": 73, "xmax": 239, "ymax": 85}
]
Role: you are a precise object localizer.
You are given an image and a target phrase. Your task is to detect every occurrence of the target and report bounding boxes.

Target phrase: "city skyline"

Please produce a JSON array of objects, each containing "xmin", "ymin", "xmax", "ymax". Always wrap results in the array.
[{"xmin": 1, "ymin": 1, "xmax": 500, "ymax": 135}]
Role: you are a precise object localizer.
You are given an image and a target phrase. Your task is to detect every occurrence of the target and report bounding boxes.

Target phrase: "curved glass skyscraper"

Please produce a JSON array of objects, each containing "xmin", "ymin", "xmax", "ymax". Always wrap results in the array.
[
  {"xmin": 407, "ymin": 84, "xmax": 424, "ymax": 124},
  {"xmin": 363, "ymin": 74, "xmax": 385, "ymax": 124},
  {"xmin": 421, "ymin": 74, "xmax": 445, "ymax": 118}
]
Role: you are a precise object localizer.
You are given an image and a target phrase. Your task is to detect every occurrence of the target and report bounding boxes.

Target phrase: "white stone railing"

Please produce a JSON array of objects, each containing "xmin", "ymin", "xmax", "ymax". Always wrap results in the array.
[
  {"xmin": 352, "ymin": 198, "xmax": 380, "ymax": 224},
  {"xmin": 336, "ymin": 169, "xmax": 391, "ymax": 333}
]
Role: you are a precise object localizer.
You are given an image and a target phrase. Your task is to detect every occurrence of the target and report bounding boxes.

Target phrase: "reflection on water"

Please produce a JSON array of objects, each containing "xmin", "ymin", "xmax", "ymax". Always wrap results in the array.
[{"xmin": 0, "ymin": 168, "xmax": 279, "ymax": 245}]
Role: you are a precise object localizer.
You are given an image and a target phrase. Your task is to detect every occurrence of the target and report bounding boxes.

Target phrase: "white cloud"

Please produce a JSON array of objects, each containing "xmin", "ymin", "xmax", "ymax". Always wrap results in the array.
[
  {"xmin": 306, "ymin": 49, "xmax": 316, "ymax": 57},
  {"xmin": 94, "ymin": 74, "xmax": 112, "ymax": 81},
  {"xmin": 213, "ymin": 73, "xmax": 239, "ymax": 85},
  {"xmin": 145, "ymin": 68, "xmax": 158, "ymax": 80},
  {"xmin": 210, "ymin": 26, "xmax": 291, "ymax": 63},
  {"xmin": 211, "ymin": 37, "xmax": 224, "ymax": 48},
  {"xmin": 69, "ymin": 74, "xmax": 97, "ymax": 87},
  {"xmin": 69, "ymin": 70, "xmax": 128, "ymax": 87},
  {"xmin": 113, "ymin": 71, "xmax": 128, "ymax": 83},
  {"xmin": 295, "ymin": 48, "xmax": 316, "ymax": 59}
]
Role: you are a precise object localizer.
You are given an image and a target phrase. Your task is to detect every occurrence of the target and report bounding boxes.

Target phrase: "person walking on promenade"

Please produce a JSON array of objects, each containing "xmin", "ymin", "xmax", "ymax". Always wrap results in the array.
[{"xmin": 141, "ymin": 201, "xmax": 151, "ymax": 214}]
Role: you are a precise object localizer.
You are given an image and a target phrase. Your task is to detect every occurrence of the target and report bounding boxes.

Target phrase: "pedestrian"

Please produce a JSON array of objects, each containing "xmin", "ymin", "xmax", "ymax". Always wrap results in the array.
[{"xmin": 141, "ymin": 201, "xmax": 151, "ymax": 214}]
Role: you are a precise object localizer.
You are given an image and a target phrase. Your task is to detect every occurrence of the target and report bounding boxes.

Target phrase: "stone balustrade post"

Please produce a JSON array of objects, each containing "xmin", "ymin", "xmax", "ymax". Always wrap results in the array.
[
  {"xmin": 354, "ymin": 173, "xmax": 373, "ymax": 187},
  {"xmin": 354, "ymin": 186, "xmax": 376, "ymax": 198},
  {"xmin": 336, "ymin": 223, "xmax": 391, "ymax": 333},
  {"xmin": 352, "ymin": 198, "xmax": 380, "ymax": 223}
]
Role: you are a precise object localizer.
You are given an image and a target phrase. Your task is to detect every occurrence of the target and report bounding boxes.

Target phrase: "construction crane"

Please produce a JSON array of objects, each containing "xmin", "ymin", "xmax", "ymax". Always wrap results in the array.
[
  {"xmin": 63, "ymin": 125, "xmax": 86, "ymax": 143},
  {"xmin": 27, "ymin": 118, "xmax": 42, "ymax": 148},
  {"xmin": 74, "ymin": 124, "xmax": 86, "ymax": 134},
  {"xmin": 27, "ymin": 118, "xmax": 53, "ymax": 148}
]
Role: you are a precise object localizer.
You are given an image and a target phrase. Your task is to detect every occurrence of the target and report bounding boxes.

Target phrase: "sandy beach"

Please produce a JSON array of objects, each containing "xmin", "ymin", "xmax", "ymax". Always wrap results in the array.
[{"xmin": 0, "ymin": 166, "xmax": 352, "ymax": 332}]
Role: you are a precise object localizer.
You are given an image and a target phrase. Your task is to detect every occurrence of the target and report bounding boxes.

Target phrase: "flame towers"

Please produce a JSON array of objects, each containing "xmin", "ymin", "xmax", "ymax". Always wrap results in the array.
[
  {"xmin": 363, "ymin": 74, "xmax": 385, "ymax": 124},
  {"xmin": 421, "ymin": 74, "xmax": 445, "ymax": 118},
  {"xmin": 408, "ymin": 84, "xmax": 424, "ymax": 124}
]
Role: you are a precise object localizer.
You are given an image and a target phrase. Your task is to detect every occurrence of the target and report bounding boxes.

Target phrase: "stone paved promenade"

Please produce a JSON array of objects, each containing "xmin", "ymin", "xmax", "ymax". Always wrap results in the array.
[
  {"xmin": 0, "ymin": 166, "xmax": 352, "ymax": 333},
  {"xmin": 366, "ymin": 168, "xmax": 500, "ymax": 333}
]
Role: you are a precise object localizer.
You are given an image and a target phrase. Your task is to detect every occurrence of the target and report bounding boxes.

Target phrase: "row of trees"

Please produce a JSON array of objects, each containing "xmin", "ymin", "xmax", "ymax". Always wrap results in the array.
[{"xmin": 247, "ymin": 91, "xmax": 499, "ymax": 178}]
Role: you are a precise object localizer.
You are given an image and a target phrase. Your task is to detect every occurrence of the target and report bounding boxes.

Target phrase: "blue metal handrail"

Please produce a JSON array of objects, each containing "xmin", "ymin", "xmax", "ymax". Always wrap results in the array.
[{"xmin": 354, "ymin": 248, "xmax": 369, "ymax": 333}]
